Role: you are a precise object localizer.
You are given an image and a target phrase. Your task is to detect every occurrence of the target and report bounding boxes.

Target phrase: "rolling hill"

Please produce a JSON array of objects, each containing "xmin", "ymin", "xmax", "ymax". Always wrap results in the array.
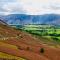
[{"xmin": 0, "ymin": 20, "xmax": 60, "ymax": 60}]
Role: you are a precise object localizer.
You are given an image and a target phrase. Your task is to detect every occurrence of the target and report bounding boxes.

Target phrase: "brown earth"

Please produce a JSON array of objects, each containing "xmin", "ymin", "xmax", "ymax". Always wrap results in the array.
[
  {"xmin": 0, "ymin": 24, "xmax": 60, "ymax": 60},
  {"xmin": 0, "ymin": 42, "xmax": 49, "ymax": 60}
]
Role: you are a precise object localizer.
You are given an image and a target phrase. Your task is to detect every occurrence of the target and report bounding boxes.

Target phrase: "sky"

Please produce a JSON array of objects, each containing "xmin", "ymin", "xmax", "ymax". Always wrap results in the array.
[{"xmin": 0, "ymin": 0, "xmax": 60, "ymax": 15}]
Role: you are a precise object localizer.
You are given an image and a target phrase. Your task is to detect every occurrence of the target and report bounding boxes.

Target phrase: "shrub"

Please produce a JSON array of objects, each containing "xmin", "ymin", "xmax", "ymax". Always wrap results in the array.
[
  {"xmin": 17, "ymin": 46, "xmax": 23, "ymax": 50},
  {"xmin": 26, "ymin": 47, "xmax": 30, "ymax": 50},
  {"xmin": 40, "ymin": 48, "xmax": 44, "ymax": 53},
  {"xmin": 52, "ymin": 37, "xmax": 59, "ymax": 41}
]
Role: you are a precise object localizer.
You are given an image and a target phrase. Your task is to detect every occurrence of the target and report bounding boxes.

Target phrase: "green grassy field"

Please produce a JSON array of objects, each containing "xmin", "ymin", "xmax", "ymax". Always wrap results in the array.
[{"xmin": 22, "ymin": 24, "xmax": 60, "ymax": 42}]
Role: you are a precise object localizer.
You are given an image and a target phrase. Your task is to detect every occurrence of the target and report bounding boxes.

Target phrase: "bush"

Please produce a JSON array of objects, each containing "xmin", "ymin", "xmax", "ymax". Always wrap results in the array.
[
  {"xmin": 52, "ymin": 37, "xmax": 59, "ymax": 41},
  {"xmin": 17, "ymin": 46, "xmax": 23, "ymax": 50},
  {"xmin": 40, "ymin": 48, "xmax": 44, "ymax": 53},
  {"xmin": 26, "ymin": 47, "xmax": 30, "ymax": 50}
]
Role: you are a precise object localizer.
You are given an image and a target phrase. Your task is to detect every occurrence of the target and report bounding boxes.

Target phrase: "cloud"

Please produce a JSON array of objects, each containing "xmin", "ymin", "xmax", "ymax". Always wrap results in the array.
[
  {"xmin": 0, "ymin": 0, "xmax": 16, "ymax": 2},
  {"xmin": 16, "ymin": 0, "xmax": 60, "ymax": 15},
  {"xmin": 2, "ymin": 2, "xmax": 27, "ymax": 15},
  {"xmin": 0, "ymin": 0, "xmax": 17, "ymax": 15},
  {"xmin": 0, "ymin": 0, "xmax": 60, "ymax": 15}
]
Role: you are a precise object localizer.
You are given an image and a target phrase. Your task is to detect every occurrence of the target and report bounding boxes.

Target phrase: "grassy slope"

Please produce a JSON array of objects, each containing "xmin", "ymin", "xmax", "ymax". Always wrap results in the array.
[
  {"xmin": 23, "ymin": 24, "xmax": 60, "ymax": 46},
  {"xmin": 0, "ymin": 24, "xmax": 49, "ymax": 60},
  {"xmin": 0, "ymin": 24, "xmax": 60, "ymax": 60},
  {"xmin": 0, "ymin": 52, "xmax": 25, "ymax": 60}
]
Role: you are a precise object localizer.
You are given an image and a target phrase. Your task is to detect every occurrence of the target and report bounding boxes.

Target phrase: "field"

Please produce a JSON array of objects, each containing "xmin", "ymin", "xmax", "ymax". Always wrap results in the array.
[
  {"xmin": 0, "ymin": 24, "xmax": 49, "ymax": 60},
  {"xmin": 20, "ymin": 24, "xmax": 60, "ymax": 45},
  {"xmin": 1, "ymin": 24, "xmax": 60, "ymax": 60},
  {"xmin": 10, "ymin": 24, "xmax": 60, "ymax": 46}
]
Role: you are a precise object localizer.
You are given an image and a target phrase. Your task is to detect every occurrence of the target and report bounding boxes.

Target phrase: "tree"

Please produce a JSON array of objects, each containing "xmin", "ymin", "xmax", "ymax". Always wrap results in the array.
[{"xmin": 40, "ymin": 48, "xmax": 44, "ymax": 53}]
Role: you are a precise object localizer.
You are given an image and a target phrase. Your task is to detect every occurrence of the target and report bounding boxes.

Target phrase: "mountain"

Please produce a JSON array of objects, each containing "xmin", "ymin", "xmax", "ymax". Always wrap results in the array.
[
  {"xmin": 0, "ymin": 19, "xmax": 8, "ymax": 25},
  {"xmin": 0, "ymin": 14, "xmax": 60, "ymax": 25}
]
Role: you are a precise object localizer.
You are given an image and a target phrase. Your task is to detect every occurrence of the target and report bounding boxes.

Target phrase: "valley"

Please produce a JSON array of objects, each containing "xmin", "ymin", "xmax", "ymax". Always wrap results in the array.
[{"xmin": 11, "ymin": 24, "xmax": 60, "ymax": 46}]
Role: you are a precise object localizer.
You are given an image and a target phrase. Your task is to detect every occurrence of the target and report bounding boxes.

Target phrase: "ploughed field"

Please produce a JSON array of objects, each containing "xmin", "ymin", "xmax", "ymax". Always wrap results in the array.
[{"xmin": 0, "ymin": 24, "xmax": 60, "ymax": 60}]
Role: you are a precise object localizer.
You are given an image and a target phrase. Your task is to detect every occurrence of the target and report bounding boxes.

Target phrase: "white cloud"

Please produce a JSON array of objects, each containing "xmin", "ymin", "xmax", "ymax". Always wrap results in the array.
[
  {"xmin": 14, "ymin": 0, "xmax": 60, "ymax": 15},
  {"xmin": 0, "ymin": 0, "xmax": 15, "ymax": 2},
  {"xmin": 2, "ymin": 2, "xmax": 26, "ymax": 15},
  {"xmin": 0, "ymin": 0, "xmax": 60, "ymax": 15}
]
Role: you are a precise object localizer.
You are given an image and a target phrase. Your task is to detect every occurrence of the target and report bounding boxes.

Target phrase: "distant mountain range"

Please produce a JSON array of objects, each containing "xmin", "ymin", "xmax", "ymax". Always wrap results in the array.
[{"xmin": 0, "ymin": 14, "xmax": 60, "ymax": 25}]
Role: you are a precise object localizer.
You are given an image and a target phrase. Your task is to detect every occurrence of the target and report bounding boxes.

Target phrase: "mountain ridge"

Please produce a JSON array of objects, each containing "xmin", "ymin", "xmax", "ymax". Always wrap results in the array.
[
  {"xmin": 0, "ymin": 19, "xmax": 8, "ymax": 25},
  {"xmin": 0, "ymin": 14, "xmax": 60, "ymax": 25}
]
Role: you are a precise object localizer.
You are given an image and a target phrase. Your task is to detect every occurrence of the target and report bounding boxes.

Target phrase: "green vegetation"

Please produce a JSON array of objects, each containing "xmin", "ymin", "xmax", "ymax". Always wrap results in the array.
[
  {"xmin": 22, "ymin": 24, "xmax": 60, "ymax": 42},
  {"xmin": 11, "ymin": 24, "xmax": 60, "ymax": 45}
]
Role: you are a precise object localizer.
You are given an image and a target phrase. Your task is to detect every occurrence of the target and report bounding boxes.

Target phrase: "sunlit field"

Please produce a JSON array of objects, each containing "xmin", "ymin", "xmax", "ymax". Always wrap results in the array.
[
  {"xmin": 0, "ymin": 52, "xmax": 25, "ymax": 60},
  {"xmin": 21, "ymin": 24, "xmax": 60, "ymax": 44}
]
